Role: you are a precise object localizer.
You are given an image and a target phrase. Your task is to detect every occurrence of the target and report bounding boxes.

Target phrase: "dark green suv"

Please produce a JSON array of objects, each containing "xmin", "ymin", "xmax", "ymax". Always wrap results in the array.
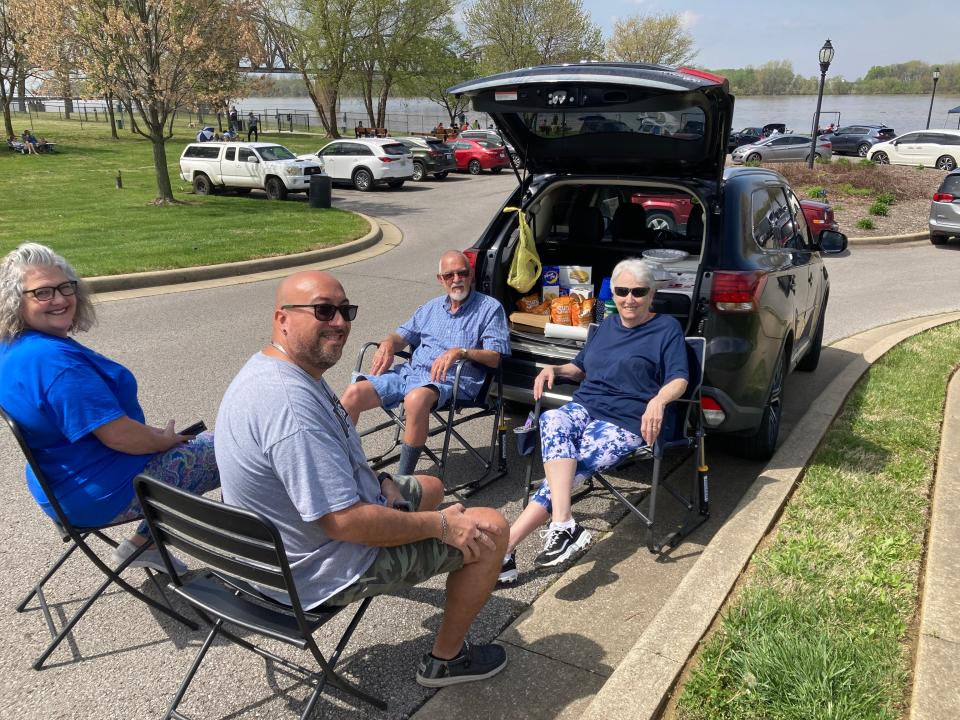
[
  {"xmin": 451, "ymin": 63, "xmax": 848, "ymax": 460},
  {"xmin": 395, "ymin": 137, "xmax": 457, "ymax": 181}
]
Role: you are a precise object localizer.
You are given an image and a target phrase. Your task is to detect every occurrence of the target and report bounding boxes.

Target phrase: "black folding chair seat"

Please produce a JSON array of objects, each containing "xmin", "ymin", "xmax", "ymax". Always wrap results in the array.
[
  {"xmin": 134, "ymin": 474, "xmax": 385, "ymax": 719},
  {"xmin": 353, "ymin": 341, "xmax": 507, "ymax": 496},
  {"xmin": 0, "ymin": 404, "xmax": 197, "ymax": 670},
  {"xmin": 520, "ymin": 336, "xmax": 709, "ymax": 553}
]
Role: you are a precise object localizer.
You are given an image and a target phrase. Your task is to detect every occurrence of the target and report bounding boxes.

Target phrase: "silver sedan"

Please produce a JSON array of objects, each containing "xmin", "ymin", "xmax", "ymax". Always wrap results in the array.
[{"xmin": 731, "ymin": 133, "xmax": 833, "ymax": 164}]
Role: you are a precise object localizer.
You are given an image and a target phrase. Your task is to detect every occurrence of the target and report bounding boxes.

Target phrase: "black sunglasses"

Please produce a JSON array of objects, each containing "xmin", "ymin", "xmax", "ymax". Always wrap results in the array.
[
  {"xmin": 612, "ymin": 286, "xmax": 651, "ymax": 298},
  {"xmin": 23, "ymin": 280, "xmax": 78, "ymax": 301},
  {"xmin": 440, "ymin": 268, "xmax": 470, "ymax": 281},
  {"xmin": 281, "ymin": 303, "xmax": 358, "ymax": 321}
]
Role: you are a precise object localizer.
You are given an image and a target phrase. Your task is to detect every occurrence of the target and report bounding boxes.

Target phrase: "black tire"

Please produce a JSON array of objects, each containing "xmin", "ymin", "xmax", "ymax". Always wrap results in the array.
[
  {"xmin": 491, "ymin": 167, "xmax": 504, "ymax": 174},
  {"xmin": 745, "ymin": 152, "xmax": 761, "ymax": 164},
  {"xmin": 646, "ymin": 212, "xmax": 676, "ymax": 232},
  {"xmin": 936, "ymin": 155, "xmax": 957, "ymax": 172},
  {"xmin": 192, "ymin": 174, "xmax": 212, "ymax": 195},
  {"xmin": 387, "ymin": 179, "xmax": 404, "ymax": 189},
  {"xmin": 797, "ymin": 297, "xmax": 827, "ymax": 372},
  {"xmin": 264, "ymin": 176, "xmax": 287, "ymax": 200},
  {"xmin": 468, "ymin": 159, "xmax": 482, "ymax": 175},
  {"xmin": 857, "ymin": 143, "xmax": 871, "ymax": 157},
  {"xmin": 434, "ymin": 171, "xmax": 449, "ymax": 179},
  {"xmin": 352, "ymin": 168, "xmax": 373, "ymax": 191},
  {"xmin": 930, "ymin": 233, "xmax": 949, "ymax": 245},
  {"xmin": 412, "ymin": 162, "xmax": 426, "ymax": 181},
  {"xmin": 731, "ymin": 345, "xmax": 786, "ymax": 460},
  {"xmin": 872, "ymin": 151, "xmax": 889, "ymax": 165}
]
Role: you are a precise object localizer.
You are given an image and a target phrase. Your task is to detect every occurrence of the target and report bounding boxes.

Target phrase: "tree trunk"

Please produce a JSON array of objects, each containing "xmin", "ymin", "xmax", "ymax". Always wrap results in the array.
[
  {"xmin": 1, "ymin": 90, "xmax": 13, "ymax": 138},
  {"xmin": 17, "ymin": 72, "xmax": 26, "ymax": 112},
  {"xmin": 62, "ymin": 69, "xmax": 73, "ymax": 119},
  {"xmin": 150, "ymin": 135, "xmax": 175, "ymax": 202},
  {"xmin": 376, "ymin": 79, "xmax": 391, "ymax": 130},
  {"xmin": 126, "ymin": 102, "xmax": 138, "ymax": 133},
  {"xmin": 105, "ymin": 94, "xmax": 118, "ymax": 139}
]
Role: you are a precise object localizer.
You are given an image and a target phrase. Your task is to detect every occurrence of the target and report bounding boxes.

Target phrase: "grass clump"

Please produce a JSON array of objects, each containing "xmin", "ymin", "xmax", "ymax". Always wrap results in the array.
[
  {"xmin": 804, "ymin": 186, "xmax": 827, "ymax": 199},
  {"xmin": 835, "ymin": 157, "xmax": 853, "ymax": 167},
  {"xmin": 834, "ymin": 182, "xmax": 873, "ymax": 197},
  {"xmin": 876, "ymin": 191, "xmax": 896, "ymax": 206},
  {"xmin": 856, "ymin": 218, "xmax": 876, "ymax": 230},
  {"xmin": 676, "ymin": 322, "xmax": 960, "ymax": 720},
  {"xmin": 869, "ymin": 202, "xmax": 890, "ymax": 216}
]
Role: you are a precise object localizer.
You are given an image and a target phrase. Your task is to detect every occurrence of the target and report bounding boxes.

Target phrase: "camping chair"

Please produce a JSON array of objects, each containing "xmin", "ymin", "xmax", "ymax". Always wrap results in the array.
[
  {"xmin": 353, "ymin": 341, "xmax": 507, "ymax": 496},
  {"xmin": 518, "ymin": 336, "xmax": 709, "ymax": 554},
  {"xmin": 0, "ymin": 405, "xmax": 197, "ymax": 670},
  {"xmin": 133, "ymin": 474, "xmax": 386, "ymax": 719}
]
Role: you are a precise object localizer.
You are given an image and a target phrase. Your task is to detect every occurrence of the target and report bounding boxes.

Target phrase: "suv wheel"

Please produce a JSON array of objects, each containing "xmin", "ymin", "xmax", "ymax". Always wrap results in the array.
[
  {"xmin": 745, "ymin": 152, "xmax": 761, "ymax": 164},
  {"xmin": 732, "ymin": 346, "xmax": 786, "ymax": 460},
  {"xmin": 930, "ymin": 233, "xmax": 949, "ymax": 245},
  {"xmin": 352, "ymin": 168, "xmax": 373, "ymax": 191},
  {"xmin": 468, "ymin": 159, "xmax": 482, "ymax": 175},
  {"xmin": 434, "ymin": 171, "xmax": 449, "ymax": 180},
  {"xmin": 412, "ymin": 162, "xmax": 425, "ymax": 181},
  {"xmin": 857, "ymin": 143, "xmax": 871, "ymax": 157},
  {"xmin": 192, "ymin": 174, "xmax": 213, "ymax": 195},
  {"xmin": 265, "ymin": 176, "xmax": 287, "ymax": 200},
  {"xmin": 936, "ymin": 155, "xmax": 957, "ymax": 172},
  {"xmin": 646, "ymin": 212, "xmax": 675, "ymax": 232},
  {"xmin": 872, "ymin": 151, "xmax": 889, "ymax": 165}
]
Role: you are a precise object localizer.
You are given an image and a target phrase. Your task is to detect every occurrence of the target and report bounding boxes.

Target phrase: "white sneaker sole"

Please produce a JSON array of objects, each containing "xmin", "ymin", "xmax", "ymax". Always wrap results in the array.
[
  {"xmin": 416, "ymin": 656, "xmax": 508, "ymax": 688},
  {"xmin": 536, "ymin": 530, "xmax": 593, "ymax": 568},
  {"xmin": 497, "ymin": 568, "xmax": 518, "ymax": 584}
]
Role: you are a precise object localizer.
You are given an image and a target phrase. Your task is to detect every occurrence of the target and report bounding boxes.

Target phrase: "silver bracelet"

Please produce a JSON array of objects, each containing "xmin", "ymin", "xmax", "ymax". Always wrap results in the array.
[{"xmin": 437, "ymin": 510, "xmax": 448, "ymax": 544}]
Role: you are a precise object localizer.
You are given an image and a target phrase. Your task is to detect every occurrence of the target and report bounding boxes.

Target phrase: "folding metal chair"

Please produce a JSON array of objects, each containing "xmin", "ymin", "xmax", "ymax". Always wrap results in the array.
[
  {"xmin": 519, "ymin": 336, "xmax": 709, "ymax": 553},
  {"xmin": 1, "ymin": 405, "xmax": 197, "ymax": 670},
  {"xmin": 353, "ymin": 341, "xmax": 507, "ymax": 496},
  {"xmin": 134, "ymin": 474, "xmax": 386, "ymax": 720}
]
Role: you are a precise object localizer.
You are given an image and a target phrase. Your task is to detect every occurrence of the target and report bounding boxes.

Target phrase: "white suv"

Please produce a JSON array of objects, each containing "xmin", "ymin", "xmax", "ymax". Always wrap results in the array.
[
  {"xmin": 299, "ymin": 138, "xmax": 413, "ymax": 191},
  {"xmin": 868, "ymin": 129, "xmax": 960, "ymax": 171},
  {"xmin": 178, "ymin": 142, "xmax": 323, "ymax": 199}
]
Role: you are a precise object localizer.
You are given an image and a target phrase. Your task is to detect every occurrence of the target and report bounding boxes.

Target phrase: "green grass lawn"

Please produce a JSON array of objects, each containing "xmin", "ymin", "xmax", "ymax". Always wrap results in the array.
[
  {"xmin": 675, "ymin": 321, "xmax": 960, "ymax": 720},
  {"xmin": 0, "ymin": 115, "xmax": 361, "ymax": 276}
]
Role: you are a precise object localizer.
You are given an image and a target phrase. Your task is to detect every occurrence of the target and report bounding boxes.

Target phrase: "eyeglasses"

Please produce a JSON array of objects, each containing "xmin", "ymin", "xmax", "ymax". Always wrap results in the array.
[
  {"xmin": 23, "ymin": 281, "xmax": 78, "ymax": 301},
  {"xmin": 612, "ymin": 286, "xmax": 651, "ymax": 298},
  {"xmin": 281, "ymin": 303, "xmax": 359, "ymax": 321},
  {"xmin": 439, "ymin": 268, "xmax": 470, "ymax": 281}
]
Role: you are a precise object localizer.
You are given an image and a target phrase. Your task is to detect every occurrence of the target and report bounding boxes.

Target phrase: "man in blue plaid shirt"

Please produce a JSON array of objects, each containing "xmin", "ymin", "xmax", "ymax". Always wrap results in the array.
[{"xmin": 341, "ymin": 251, "xmax": 510, "ymax": 474}]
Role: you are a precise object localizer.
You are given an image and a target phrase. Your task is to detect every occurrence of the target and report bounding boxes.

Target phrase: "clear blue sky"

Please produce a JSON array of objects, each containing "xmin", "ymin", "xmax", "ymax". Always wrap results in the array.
[{"xmin": 585, "ymin": 0, "xmax": 957, "ymax": 81}]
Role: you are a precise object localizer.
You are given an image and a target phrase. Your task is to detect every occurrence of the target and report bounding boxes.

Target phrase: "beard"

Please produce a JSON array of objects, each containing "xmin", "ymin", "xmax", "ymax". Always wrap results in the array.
[
  {"xmin": 448, "ymin": 287, "xmax": 470, "ymax": 302},
  {"xmin": 289, "ymin": 330, "xmax": 347, "ymax": 371}
]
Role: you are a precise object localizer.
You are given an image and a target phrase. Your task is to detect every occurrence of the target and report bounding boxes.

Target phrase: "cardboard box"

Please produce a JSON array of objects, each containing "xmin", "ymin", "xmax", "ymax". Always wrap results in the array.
[
  {"xmin": 509, "ymin": 312, "xmax": 549, "ymax": 333},
  {"xmin": 541, "ymin": 265, "xmax": 560, "ymax": 286},
  {"xmin": 559, "ymin": 265, "xmax": 592, "ymax": 285},
  {"xmin": 541, "ymin": 285, "xmax": 560, "ymax": 301},
  {"xmin": 560, "ymin": 284, "xmax": 594, "ymax": 300}
]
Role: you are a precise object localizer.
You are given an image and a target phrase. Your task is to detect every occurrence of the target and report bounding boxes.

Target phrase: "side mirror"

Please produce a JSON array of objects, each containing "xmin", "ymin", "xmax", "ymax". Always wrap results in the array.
[
  {"xmin": 246, "ymin": 156, "xmax": 260, "ymax": 164},
  {"xmin": 818, "ymin": 229, "xmax": 848, "ymax": 254}
]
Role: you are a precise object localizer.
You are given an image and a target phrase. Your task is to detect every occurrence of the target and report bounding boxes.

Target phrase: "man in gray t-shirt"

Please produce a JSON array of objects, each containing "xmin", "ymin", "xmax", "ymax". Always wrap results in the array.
[{"xmin": 215, "ymin": 270, "xmax": 510, "ymax": 688}]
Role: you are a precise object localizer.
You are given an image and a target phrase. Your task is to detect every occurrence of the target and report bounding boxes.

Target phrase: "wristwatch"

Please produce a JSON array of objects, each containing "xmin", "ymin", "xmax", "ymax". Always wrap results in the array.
[{"xmin": 459, "ymin": 347, "xmax": 468, "ymax": 361}]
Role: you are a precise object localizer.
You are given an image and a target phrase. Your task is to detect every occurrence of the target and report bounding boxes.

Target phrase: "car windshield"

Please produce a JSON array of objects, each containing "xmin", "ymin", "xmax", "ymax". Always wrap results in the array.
[
  {"xmin": 382, "ymin": 143, "xmax": 408, "ymax": 156},
  {"xmin": 424, "ymin": 139, "xmax": 447, "ymax": 150},
  {"xmin": 258, "ymin": 145, "xmax": 296, "ymax": 161},
  {"xmin": 477, "ymin": 140, "xmax": 500, "ymax": 149},
  {"xmin": 516, "ymin": 108, "xmax": 707, "ymax": 142}
]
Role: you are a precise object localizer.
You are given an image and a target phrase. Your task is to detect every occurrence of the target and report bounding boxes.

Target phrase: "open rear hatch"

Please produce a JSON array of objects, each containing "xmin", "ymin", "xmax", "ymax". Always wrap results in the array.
[{"xmin": 448, "ymin": 63, "xmax": 734, "ymax": 185}]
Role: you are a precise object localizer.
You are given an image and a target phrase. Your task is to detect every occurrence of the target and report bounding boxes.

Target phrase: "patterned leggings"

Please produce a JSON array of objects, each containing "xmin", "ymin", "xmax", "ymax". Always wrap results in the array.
[
  {"xmin": 531, "ymin": 403, "xmax": 645, "ymax": 513},
  {"xmin": 111, "ymin": 431, "xmax": 220, "ymax": 536}
]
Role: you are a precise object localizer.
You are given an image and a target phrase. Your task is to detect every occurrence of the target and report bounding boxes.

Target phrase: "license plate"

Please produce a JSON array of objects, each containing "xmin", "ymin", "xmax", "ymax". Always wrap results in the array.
[{"xmin": 445, "ymin": 153, "xmax": 452, "ymax": 160}]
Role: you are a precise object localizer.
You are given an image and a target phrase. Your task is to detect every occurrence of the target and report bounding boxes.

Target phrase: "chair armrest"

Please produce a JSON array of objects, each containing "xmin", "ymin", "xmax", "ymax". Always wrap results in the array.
[{"xmin": 353, "ymin": 340, "xmax": 411, "ymax": 373}]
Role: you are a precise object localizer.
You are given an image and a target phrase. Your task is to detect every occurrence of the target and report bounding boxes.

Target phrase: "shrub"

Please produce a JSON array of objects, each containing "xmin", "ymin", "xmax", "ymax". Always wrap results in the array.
[
  {"xmin": 745, "ymin": 158, "xmax": 761, "ymax": 167},
  {"xmin": 917, "ymin": 164, "xmax": 925, "ymax": 170},
  {"xmin": 858, "ymin": 158, "xmax": 874, "ymax": 166},
  {"xmin": 876, "ymin": 191, "xmax": 896, "ymax": 205},
  {"xmin": 856, "ymin": 217, "xmax": 876, "ymax": 230},
  {"xmin": 869, "ymin": 202, "xmax": 889, "ymax": 216},
  {"xmin": 835, "ymin": 157, "xmax": 852, "ymax": 167},
  {"xmin": 834, "ymin": 182, "xmax": 872, "ymax": 196},
  {"xmin": 805, "ymin": 186, "xmax": 827, "ymax": 199}
]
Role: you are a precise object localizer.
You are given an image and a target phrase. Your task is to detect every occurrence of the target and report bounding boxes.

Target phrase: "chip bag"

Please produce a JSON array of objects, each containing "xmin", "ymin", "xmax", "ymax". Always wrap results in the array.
[
  {"xmin": 550, "ymin": 296, "xmax": 575, "ymax": 325},
  {"xmin": 503, "ymin": 206, "xmax": 541, "ymax": 294}
]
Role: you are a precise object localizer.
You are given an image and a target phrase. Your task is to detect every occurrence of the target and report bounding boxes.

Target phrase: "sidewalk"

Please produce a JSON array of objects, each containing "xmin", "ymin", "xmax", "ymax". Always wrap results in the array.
[{"xmin": 413, "ymin": 311, "xmax": 960, "ymax": 720}]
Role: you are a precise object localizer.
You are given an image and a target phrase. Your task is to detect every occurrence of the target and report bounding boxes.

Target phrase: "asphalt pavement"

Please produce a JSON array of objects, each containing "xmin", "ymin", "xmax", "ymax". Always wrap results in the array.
[{"xmin": 2, "ymin": 173, "xmax": 960, "ymax": 719}]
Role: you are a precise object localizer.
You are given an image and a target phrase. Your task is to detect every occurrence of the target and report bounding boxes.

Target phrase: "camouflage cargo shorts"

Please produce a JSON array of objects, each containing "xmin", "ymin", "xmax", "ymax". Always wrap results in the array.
[{"xmin": 323, "ymin": 474, "xmax": 464, "ymax": 606}]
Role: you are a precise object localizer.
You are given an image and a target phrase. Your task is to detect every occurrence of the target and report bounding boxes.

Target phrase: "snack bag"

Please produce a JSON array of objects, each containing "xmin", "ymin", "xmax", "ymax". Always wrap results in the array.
[
  {"xmin": 578, "ymin": 298, "xmax": 595, "ymax": 327},
  {"xmin": 516, "ymin": 293, "xmax": 541, "ymax": 312},
  {"xmin": 567, "ymin": 295, "xmax": 582, "ymax": 326},
  {"xmin": 530, "ymin": 299, "xmax": 552, "ymax": 315},
  {"xmin": 550, "ymin": 296, "xmax": 575, "ymax": 325}
]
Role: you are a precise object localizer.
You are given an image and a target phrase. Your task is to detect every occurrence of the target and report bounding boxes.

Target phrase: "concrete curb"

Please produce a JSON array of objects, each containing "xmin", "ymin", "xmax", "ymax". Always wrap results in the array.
[
  {"xmin": 578, "ymin": 311, "xmax": 960, "ymax": 720},
  {"xmin": 84, "ymin": 212, "xmax": 382, "ymax": 293},
  {"xmin": 848, "ymin": 230, "xmax": 928, "ymax": 245}
]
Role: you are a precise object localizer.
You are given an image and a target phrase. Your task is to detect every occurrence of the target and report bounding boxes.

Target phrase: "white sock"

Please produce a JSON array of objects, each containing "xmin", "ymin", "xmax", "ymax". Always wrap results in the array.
[{"xmin": 550, "ymin": 519, "xmax": 576, "ymax": 533}]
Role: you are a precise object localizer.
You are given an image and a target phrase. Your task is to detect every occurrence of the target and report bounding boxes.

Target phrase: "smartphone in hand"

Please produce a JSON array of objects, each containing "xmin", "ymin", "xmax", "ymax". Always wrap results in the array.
[{"xmin": 177, "ymin": 420, "xmax": 207, "ymax": 437}]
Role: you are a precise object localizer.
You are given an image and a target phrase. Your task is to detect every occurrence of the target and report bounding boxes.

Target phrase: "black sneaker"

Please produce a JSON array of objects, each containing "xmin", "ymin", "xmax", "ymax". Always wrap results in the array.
[
  {"xmin": 416, "ymin": 641, "xmax": 508, "ymax": 687},
  {"xmin": 497, "ymin": 555, "xmax": 518, "ymax": 584},
  {"xmin": 534, "ymin": 524, "xmax": 592, "ymax": 568}
]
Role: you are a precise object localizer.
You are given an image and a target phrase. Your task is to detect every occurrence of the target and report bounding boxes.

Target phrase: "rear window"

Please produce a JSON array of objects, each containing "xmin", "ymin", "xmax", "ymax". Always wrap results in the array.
[
  {"xmin": 424, "ymin": 139, "xmax": 447, "ymax": 150},
  {"xmin": 518, "ymin": 108, "xmax": 706, "ymax": 142},
  {"xmin": 258, "ymin": 145, "xmax": 296, "ymax": 161},
  {"xmin": 477, "ymin": 140, "xmax": 500, "ymax": 149},
  {"xmin": 183, "ymin": 145, "xmax": 220, "ymax": 159},
  {"xmin": 382, "ymin": 143, "xmax": 408, "ymax": 156},
  {"xmin": 877, "ymin": 128, "xmax": 896, "ymax": 138},
  {"xmin": 939, "ymin": 175, "xmax": 960, "ymax": 194},
  {"xmin": 751, "ymin": 187, "xmax": 791, "ymax": 250}
]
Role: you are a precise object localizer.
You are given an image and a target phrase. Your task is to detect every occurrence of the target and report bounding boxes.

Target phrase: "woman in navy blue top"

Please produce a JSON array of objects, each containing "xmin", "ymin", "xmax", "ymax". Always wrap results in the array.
[
  {"xmin": 498, "ymin": 259, "xmax": 689, "ymax": 584},
  {"xmin": 0, "ymin": 243, "xmax": 219, "ymax": 574}
]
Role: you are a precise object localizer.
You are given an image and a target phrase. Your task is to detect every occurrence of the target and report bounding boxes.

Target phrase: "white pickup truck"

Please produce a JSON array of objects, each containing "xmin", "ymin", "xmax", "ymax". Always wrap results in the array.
[{"xmin": 178, "ymin": 141, "xmax": 324, "ymax": 200}]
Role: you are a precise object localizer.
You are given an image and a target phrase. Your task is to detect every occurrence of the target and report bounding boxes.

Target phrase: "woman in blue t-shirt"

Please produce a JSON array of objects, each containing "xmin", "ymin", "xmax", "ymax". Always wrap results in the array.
[
  {"xmin": 498, "ymin": 258, "xmax": 689, "ymax": 583},
  {"xmin": 0, "ymin": 243, "xmax": 220, "ymax": 574}
]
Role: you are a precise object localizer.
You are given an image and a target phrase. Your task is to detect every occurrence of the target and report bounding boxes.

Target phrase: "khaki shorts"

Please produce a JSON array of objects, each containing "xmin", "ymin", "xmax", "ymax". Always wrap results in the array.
[{"xmin": 323, "ymin": 474, "xmax": 464, "ymax": 606}]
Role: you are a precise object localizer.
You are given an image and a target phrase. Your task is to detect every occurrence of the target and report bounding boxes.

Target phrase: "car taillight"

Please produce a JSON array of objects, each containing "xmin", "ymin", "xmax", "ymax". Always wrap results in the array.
[
  {"xmin": 463, "ymin": 249, "xmax": 479, "ymax": 273},
  {"xmin": 821, "ymin": 141, "xmax": 832, "ymax": 148},
  {"xmin": 711, "ymin": 271, "xmax": 767, "ymax": 312},
  {"xmin": 429, "ymin": 151, "xmax": 442, "ymax": 158},
  {"xmin": 701, "ymin": 395, "xmax": 726, "ymax": 426},
  {"xmin": 379, "ymin": 157, "xmax": 395, "ymax": 163},
  {"xmin": 933, "ymin": 192, "xmax": 955, "ymax": 202}
]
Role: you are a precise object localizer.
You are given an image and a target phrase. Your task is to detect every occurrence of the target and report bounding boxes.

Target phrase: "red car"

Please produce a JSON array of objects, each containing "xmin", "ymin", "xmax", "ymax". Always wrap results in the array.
[{"xmin": 448, "ymin": 138, "xmax": 511, "ymax": 175}]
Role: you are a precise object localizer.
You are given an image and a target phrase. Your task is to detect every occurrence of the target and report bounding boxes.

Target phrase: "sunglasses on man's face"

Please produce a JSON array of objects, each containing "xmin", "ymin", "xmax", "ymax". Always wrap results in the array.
[
  {"xmin": 612, "ymin": 286, "xmax": 651, "ymax": 298},
  {"xmin": 439, "ymin": 268, "xmax": 470, "ymax": 282},
  {"xmin": 23, "ymin": 281, "xmax": 78, "ymax": 301},
  {"xmin": 281, "ymin": 303, "xmax": 359, "ymax": 322}
]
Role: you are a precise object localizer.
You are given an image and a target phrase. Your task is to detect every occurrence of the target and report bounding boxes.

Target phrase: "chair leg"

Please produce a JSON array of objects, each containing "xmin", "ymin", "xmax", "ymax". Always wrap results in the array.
[
  {"xmin": 17, "ymin": 539, "xmax": 82, "ymax": 612},
  {"xmin": 165, "ymin": 620, "xmax": 223, "ymax": 720}
]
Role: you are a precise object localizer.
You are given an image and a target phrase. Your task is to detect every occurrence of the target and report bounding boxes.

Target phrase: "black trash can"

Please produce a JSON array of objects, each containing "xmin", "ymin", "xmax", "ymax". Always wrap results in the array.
[{"xmin": 308, "ymin": 174, "xmax": 332, "ymax": 208}]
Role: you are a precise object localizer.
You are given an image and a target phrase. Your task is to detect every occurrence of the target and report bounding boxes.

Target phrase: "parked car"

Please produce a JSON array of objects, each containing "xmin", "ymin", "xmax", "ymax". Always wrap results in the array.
[
  {"xmin": 868, "ymin": 129, "xmax": 960, "ymax": 171},
  {"xmin": 459, "ymin": 128, "xmax": 522, "ymax": 167},
  {"xmin": 447, "ymin": 138, "xmax": 511, "ymax": 174},
  {"xmin": 298, "ymin": 138, "xmax": 412, "ymax": 191},
  {"xmin": 450, "ymin": 62, "xmax": 847, "ymax": 459},
  {"xmin": 178, "ymin": 142, "xmax": 323, "ymax": 200},
  {"xmin": 394, "ymin": 136, "xmax": 457, "ymax": 181},
  {"xmin": 728, "ymin": 124, "xmax": 786, "ymax": 152},
  {"xmin": 800, "ymin": 199, "xmax": 839, "ymax": 239},
  {"xmin": 818, "ymin": 124, "xmax": 895, "ymax": 157},
  {"xmin": 929, "ymin": 169, "xmax": 960, "ymax": 244},
  {"xmin": 731, "ymin": 134, "xmax": 832, "ymax": 164}
]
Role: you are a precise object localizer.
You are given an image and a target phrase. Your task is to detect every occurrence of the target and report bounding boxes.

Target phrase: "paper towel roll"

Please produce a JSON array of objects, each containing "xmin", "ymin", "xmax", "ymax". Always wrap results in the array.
[{"xmin": 544, "ymin": 322, "xmax": 589, "ymax": 340}]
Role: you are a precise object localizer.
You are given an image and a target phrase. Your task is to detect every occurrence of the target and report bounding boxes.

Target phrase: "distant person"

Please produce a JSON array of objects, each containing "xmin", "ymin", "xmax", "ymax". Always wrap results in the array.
[
  {"xmin": 472, "ymin": 119, "xmax": 480, "ymax": 130},
  {"xmin": 356, "ymin": 120, "xmax": 365, "ymax": 138},
  {"xmin": 247, "ymin": 112, "xmax": 259, "ymax": 142},
  {"xmin": 196, "ymin": 126, "xmax": 215, "ymax": 143},
  {"xmin": 223, "ymin": 128, "xmax": 237, "ymax": 141},
  {"xmin": 21, "ymin": 130, "xmax": 37, "ymax": 155},
  {"xmin": 37, "ymin": 137, "xmax": 50, "ymax": 153},
  {"xmin": 435, "ymin": 121, "xmax": 445, "ymax": 131},
  {"xmin": 228, "ymin": 106, "xmax": 238, "ymax": 131}
]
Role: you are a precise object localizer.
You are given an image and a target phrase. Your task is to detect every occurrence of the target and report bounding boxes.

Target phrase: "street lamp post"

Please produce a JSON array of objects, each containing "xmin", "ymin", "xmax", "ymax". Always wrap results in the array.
[
  {"xmin": 808, "ymin": 39, "xmax": 835, "ymax": 169},
  {"xmin": 926, "ymin": 67, "xmax": 941, "ymax": 130}
]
